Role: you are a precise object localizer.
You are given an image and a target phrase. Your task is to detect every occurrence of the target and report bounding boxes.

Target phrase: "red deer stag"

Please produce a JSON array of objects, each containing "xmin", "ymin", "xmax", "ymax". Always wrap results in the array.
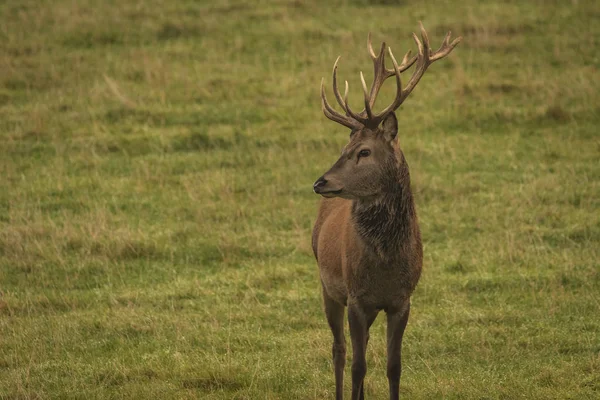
[{"xmin": 312, "ymin": 22, "xmax": 461, "ymax": 400}]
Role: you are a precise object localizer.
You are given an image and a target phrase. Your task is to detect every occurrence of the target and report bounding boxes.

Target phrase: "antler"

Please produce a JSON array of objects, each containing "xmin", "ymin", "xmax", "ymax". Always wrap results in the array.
[{"xmin": 320, "ymin": 22, "xmax": 462, "ymax": 129}]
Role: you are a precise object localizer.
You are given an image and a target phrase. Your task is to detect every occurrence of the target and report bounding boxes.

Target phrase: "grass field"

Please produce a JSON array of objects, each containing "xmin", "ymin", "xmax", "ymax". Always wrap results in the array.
[{"xmin": 1, "ymin": 0, "xmax": 599, "ymax": 398}]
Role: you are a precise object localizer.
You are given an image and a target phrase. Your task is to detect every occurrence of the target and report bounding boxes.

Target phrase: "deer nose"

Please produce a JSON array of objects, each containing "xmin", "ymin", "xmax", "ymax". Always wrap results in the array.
[{"xmin": 313, "ymin": 176, "xmax": 328, "ymax": 193}]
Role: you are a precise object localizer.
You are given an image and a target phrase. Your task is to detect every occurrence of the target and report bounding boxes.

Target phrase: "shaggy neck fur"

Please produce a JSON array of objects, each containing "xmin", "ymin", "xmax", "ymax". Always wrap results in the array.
[{"xmin": 351, "ymin": 153, "xmax": 416, "ymax": 257}]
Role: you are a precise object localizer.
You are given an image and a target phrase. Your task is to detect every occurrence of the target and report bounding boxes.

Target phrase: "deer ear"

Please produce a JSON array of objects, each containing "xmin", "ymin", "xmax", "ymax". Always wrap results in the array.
[{"xmin": 382, "ymin": 112, "xmax": 398, "ymax": 142}]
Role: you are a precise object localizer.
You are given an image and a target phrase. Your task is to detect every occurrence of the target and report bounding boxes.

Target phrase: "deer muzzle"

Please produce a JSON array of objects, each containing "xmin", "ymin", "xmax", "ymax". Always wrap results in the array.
[{"xmin": 313, "ymin": 176, "xmax": 343, "ymax": 197}]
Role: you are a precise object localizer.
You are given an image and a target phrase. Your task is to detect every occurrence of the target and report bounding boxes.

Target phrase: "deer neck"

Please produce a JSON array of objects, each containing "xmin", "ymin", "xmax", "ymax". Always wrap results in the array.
[{"xmin": 351, "ymin": 163, "xmax": 416, "ymax": 256}]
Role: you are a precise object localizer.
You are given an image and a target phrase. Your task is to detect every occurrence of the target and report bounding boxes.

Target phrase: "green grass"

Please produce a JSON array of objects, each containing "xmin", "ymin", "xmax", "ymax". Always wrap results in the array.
[{"xmin": 1, "ymin": 0, "xmax": 599, "ymax": 398}]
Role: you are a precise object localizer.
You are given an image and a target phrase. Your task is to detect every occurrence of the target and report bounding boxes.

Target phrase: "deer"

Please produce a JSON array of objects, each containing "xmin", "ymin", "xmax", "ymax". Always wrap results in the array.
[{"xmin": 312, "ymin": 23, "xmax": 461, "ymax": 400}]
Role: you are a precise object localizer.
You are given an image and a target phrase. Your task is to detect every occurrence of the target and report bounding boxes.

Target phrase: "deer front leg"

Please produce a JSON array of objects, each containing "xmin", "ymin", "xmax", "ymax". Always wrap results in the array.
[
  {"xmin": 322, "ymin": 287, "xmax": 346, "ymax": 400},
  {"xmin": 348, "ymin": 302, "xmax": 378, "ymax": 400},
  {"xmin": 386, "ymin": 302, "xmax": 410, "ymax": 400},
  {"xmin": 358, "ymin": 311, "xmax": 379, "ymax": 400}
]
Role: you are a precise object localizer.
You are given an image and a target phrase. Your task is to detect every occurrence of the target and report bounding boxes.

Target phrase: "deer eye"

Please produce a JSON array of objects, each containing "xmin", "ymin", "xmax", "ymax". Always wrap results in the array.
[{"xmin": 358, "ymin": 149, "xmax": 371, "ymax": 158}]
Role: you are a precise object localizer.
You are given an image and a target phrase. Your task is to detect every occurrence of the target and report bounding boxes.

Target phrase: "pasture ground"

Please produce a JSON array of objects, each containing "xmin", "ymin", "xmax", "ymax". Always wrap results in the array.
[{"xmin": 1, "ymin": 0, "xmax": 599, "ymax": 398}]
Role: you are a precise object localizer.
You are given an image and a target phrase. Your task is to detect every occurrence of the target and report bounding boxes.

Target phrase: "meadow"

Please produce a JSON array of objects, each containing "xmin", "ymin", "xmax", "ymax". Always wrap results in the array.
[{"xmin": 1, "ymin": 0, "xmax": 599, "ymax": 398}]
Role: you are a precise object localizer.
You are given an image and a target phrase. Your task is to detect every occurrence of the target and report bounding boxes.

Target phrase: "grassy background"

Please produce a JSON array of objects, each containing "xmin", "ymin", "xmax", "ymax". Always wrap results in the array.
[{"xmin": 1, "ymin": 0, "xmax": 599, "ymax": 398}]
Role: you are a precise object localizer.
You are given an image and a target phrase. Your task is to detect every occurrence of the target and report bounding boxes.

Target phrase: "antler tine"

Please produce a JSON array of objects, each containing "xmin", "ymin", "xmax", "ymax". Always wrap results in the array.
[
  {"xmin": 331, "ymin": 56, "xmax": 348, "ymax": 114},
  {"xmin": 320, "ymin": 78, "xmax": 363, "ymax": 130},
  {"xmin": 343, "ymin": 80, "xmax": 369, "ymax": 125},
  {"xmin": 399, "ymin": 50, "xmax": 416, "ymax": 70},
  {"xmin": 367, "ymin": 32, "xmax": 377, "ymax": 59},
  {"xmin": 419, "ymin": 21, "xmax": 431, "ymax": 58},
  {"xmin": 360, "ymin": 71, "xmax": 373, "ymax": 120},
  {"xmin": 343, "ymin": 80, "xmax": 349, "ymax": 109}
]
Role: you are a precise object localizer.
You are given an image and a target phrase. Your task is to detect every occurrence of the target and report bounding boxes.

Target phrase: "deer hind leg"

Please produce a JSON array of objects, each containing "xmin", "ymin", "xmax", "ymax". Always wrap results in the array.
[
  {"xmin": 348, "ymin": 302, "xmax": 378, "ymax": 400},
  {"xmin": 322, "ymin": 286, "xmax": 346, "ymax": 400},
  {"xmin": 386, "ymin": 302, "xmax": 410, "ymax": 400}
]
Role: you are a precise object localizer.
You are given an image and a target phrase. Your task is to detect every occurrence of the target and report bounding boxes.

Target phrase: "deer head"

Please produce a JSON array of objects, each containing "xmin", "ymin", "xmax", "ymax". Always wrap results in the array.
[{"xmin": 313, "ymin": 23, "xmax": 461, "ymax": 200}]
